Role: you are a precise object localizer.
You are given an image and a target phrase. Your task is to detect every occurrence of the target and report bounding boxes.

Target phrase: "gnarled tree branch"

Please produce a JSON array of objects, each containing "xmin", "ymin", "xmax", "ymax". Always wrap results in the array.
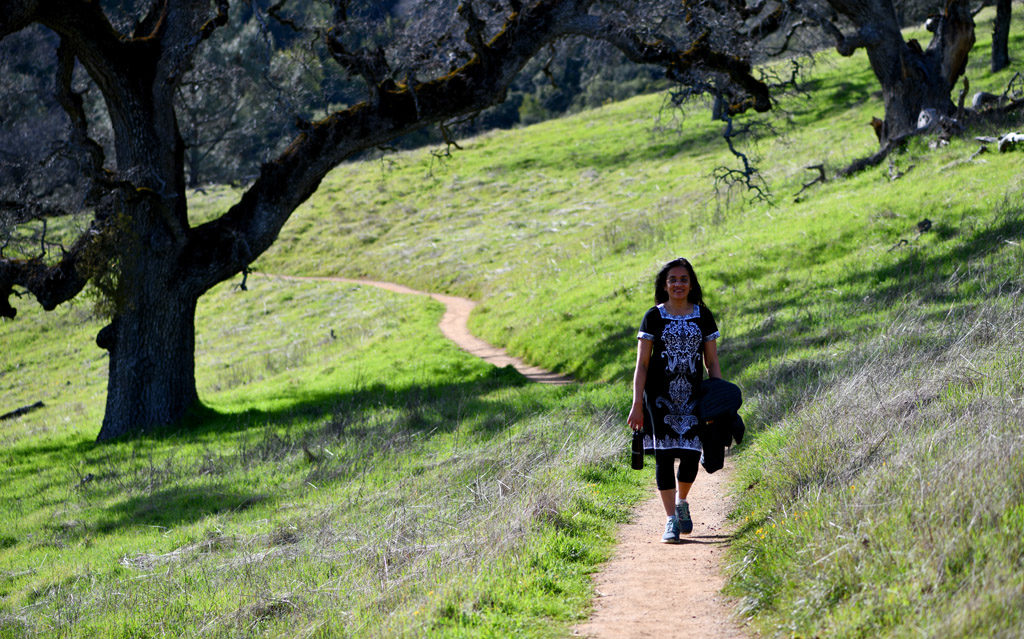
[{"xmin": 184, "ymin": 0, "xmax": 772, "ymax": 296}]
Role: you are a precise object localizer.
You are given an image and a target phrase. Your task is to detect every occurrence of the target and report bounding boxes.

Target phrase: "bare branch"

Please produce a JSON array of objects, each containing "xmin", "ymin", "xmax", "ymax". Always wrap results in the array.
[
  {"xmin": 1002, "ymin": 71, "xmax": 1024, "ymax": 102},
  {"xmin": 793, "ymin": 163, "xmax": 826, "ymax": 201},
  {"xmin": 713, "ymin": 112, "xmax": 770, "ymax": 204}
]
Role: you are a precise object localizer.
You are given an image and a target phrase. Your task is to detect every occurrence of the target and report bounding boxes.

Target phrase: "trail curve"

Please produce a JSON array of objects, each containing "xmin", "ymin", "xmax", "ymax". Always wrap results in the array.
[
  {"xmin": 259, "ymin": 273, "xmax": 573, "ymax": 385},
  {"xmin": 262, "ymin": 272, "xmax": 746, "ymax": 638}
]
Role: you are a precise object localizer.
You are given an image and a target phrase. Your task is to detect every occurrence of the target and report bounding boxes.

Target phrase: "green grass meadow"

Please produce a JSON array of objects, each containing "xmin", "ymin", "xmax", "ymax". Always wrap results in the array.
[{"xmin": 3, "ymin": 9, "xmax": 1024, "ymax": 637}]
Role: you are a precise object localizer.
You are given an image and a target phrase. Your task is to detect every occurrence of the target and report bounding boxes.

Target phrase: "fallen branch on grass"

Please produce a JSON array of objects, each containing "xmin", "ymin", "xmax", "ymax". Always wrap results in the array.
[
  {"xmin": 0, "ymin": 400, "xmax": 45, "ymax": 421},
  {"xmin": 794, "ymin": 164, "xmax": 826, "ymax": 201}
]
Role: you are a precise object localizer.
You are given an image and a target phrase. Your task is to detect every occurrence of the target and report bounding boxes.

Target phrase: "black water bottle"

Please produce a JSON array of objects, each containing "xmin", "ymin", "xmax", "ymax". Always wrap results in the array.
[{"xmin": 630, "ymin": 431, "xmax": 645, "ymax": 470}]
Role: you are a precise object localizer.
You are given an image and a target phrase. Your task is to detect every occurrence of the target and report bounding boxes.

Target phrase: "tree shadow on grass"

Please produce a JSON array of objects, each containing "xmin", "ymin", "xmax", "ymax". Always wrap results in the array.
[
  {"xmin": 180, "ymin": 362, "xmax": 552, "ymax": 440},
  {"xmin": 4, "ymin": 362, "xmax": 581, "ymax": 539},
  {"xmin": 96, "ymin": 486, "xmax": 268, "ymax": 534},
  {"xmin": 835, "ymin": 215, "xmax": 1024, "ymax": 306}
]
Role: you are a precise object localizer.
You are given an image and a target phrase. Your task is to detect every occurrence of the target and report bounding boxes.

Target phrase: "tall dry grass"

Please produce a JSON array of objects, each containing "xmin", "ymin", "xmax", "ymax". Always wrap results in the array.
[
  {"xmin": 733, "ymin": 289, "xmax": 1024, "ymax": 637},
  {"xmin": 7, "ymin": 405, "xmax": 627, "ymax": 638}
]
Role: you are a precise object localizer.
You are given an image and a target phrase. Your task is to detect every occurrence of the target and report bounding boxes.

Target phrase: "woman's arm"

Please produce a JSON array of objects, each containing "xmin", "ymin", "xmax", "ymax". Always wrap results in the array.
[
  {"xmin": 627, "ymin": 339, "xmax": 653, "ymax": 432},
  {"xmin": 704, "ymin": 339, "xmax": 722, "ymax": 379}
]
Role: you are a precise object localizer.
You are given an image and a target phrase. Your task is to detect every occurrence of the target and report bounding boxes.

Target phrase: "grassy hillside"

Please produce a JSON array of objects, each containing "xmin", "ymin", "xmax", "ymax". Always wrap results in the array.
[
  {"xmin": 2, "ymin": 277, "xmax": 645, "ymax": 638},
  {"xmin": 3, "ymin": 8, "xmax": 1024, "ymax": 637}
]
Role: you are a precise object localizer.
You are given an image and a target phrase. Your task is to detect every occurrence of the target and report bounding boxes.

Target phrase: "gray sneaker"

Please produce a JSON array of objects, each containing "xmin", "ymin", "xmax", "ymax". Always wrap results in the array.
[
  {"xmin": 661, "ymin": 516, "xmax": 680, "ymax": 543},
  {"xmin": 675, "ymin": 500, "xmax": 693, "ymax": 535}
]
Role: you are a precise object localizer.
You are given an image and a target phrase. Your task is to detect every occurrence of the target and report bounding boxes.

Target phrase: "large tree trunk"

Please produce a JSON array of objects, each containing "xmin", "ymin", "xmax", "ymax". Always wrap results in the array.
[
  {"xmin": 95, "ymin": 167, "xmax": 199, "ymax": 441},
  {"xmin": 992, "ymin": 0, "xmax": 1012, "ymax": 72},
  {"xmin": 826, "ymin": 0, "xmax": 975, "ymax": 146},
  {"xmin": 88, "ymin": 22, "xmax": 200, "ymax": 440},
  {"xmin": 97, "ymin": 286, "xmax": 199, "ymax": 441}
]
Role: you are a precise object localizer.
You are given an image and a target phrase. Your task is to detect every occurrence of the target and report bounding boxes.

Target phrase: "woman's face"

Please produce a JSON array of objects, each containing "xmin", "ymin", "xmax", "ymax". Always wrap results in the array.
[{"xmin": 664, "ymin": 266, "xmax": 691, "ymax": 303}]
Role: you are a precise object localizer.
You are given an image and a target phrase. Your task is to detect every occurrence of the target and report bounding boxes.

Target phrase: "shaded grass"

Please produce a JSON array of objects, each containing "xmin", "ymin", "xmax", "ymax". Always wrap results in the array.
[
  {"xmin": 2, "ymin": 7, "xmax": 1024, "ymax": 637},
  {"xmin": 1, "ymin": 279, "xmax": 650, "ymax": 637}
]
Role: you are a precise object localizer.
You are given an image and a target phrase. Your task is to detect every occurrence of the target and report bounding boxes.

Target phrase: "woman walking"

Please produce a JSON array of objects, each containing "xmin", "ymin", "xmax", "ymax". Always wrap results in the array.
[{"xmin": 627, "ymin": 258, "xmax": 721, "ymax": 543}]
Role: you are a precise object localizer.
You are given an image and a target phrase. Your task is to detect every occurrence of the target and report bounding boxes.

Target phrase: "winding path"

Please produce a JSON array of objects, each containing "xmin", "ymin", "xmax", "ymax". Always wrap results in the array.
[
  {"xmin": 264, "ymin": 272, "xmax": 746, "ymax": 638},
  {"xmin": 262, "ymin": 273, "xmax": 573, "ymax": 384}
]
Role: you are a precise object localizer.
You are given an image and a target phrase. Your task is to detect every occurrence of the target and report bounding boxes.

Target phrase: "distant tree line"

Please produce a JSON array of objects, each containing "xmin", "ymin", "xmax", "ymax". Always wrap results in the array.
[{"xmin": 1, "ymin": 0, "xmax": 1014, "ymax": 189}]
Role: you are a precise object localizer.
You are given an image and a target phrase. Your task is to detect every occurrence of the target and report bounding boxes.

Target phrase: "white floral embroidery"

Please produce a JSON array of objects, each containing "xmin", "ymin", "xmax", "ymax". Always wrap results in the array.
[
  {"xmin": 651, "ymin": 309, "xmax": 706, "ymax": 448},
  {"xmin": 660, "ymin": 317, "xmax": 703, "ymax": 376}
]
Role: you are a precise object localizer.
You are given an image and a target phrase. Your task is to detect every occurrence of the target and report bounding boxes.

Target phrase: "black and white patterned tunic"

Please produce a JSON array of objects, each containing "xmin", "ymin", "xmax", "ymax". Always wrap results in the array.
[{"xmin": 637, "ymin": 304, "xmax": 719, "ymax": 451}]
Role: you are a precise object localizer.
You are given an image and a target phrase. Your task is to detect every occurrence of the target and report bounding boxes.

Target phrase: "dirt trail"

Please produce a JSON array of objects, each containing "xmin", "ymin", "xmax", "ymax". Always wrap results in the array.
[
  {"xmin": 572, "ymin": 464, "xmax": 747, "ymax": 638},
  {"xmin": 263, "ymin": 273, "xmax": 573, "ymax": 384},
  {"xmin": 264, "ymin": 273, "xmax": 745, "ymax": 637}
]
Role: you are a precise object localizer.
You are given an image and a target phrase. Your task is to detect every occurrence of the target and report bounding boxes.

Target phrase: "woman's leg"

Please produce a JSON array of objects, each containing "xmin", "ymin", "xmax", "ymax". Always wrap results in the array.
[
  {"xmin": 659, "ymin": 488, "xmax": 677, "ymax": 516},
  {"xmin": 654, "ymin": 449, "xmax": 679, "ymax": 516},
  {"xmin": 677, "ymin": 481, "xmax": 693, "ymax": 500},
  {"xmin": 676, "ymin": 449, "xmax": 700, "ymax": 499},
  {"xmin": 675, "ymin": 450, "xmax": 701, "ymax": 534}
]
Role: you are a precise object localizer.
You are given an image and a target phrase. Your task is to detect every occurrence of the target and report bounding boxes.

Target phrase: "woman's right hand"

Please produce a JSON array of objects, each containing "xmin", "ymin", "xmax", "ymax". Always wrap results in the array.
[
  {"xmin": 627, "ymin": 403, "xmax": 644, "ymax": 432},
  {"xmin": 629, "ymin": 340, "xmax": 651, "ymax": 433}
]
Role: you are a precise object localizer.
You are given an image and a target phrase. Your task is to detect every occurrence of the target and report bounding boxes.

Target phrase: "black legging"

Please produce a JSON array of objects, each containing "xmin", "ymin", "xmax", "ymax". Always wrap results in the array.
[{"xmin": 654, "ymin": 448, "xmax": 701, "ymax": 491}]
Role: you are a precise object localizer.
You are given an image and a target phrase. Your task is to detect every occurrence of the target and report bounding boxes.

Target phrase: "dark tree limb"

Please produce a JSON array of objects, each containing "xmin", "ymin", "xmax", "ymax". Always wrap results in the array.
[
  {"xmin": 183, "ymin": 0, "xmax": 773, "ymax": 297},
  {"xmin": 794, "ymin": 163, "xmax": 826, "ymax": 201},
  {"xmin": 54, "ymin": 37, "xmax": 114, "ymax": 207},
  {"xmin": 0, "ymin": 243, "xmax": 90, "ymax": 318},
  {"xmin": 0, "ymin": 401, "xmax": 45, "ymax": 421},
  {"xmin": 836, "ymin": 131, "xmax": 915, "ymax": 177}
]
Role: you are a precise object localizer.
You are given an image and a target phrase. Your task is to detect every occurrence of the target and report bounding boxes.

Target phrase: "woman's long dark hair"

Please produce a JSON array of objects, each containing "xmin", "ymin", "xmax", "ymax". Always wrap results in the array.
[{"xmin": 654, "ymin": 258, "xmax": 704, "ymax": 306}]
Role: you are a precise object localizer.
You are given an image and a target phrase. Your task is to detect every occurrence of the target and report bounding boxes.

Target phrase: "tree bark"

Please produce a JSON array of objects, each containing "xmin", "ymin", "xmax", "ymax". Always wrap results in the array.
[
  {"xmin": 1, "ymin": 0, "xmax": 773, "ymax": 441},
  {"xmin": 823, "ymin": 0, "xmax": 975, "ymax": 146},
  {"xmin": 94, "ymin": 140, "xmax": 199, "ymax": 439},
  {"xmin": 992, "ymin": 0, "xmax": 1012, "ymax": 72},
  {"xmin": 97, "ymin": 288, "xmax": 199, "ymax": 440}
]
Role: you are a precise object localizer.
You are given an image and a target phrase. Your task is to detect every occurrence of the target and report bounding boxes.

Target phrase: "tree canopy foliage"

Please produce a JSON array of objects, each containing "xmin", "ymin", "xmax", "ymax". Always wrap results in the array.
[
  {"xmin": 0, "ymin": 0, "xmax": 773, "ymax": 439},
  {"xmin": 0, "ymin": 0, "xmax": 1008, "ymax": 439}
]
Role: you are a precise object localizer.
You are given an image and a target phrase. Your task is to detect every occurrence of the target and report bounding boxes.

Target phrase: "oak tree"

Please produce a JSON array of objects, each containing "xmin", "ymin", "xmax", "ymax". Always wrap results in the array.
[
  {"xmin": 0, "ymin": 0, "xmax": 770, "ymax": 440},
  {"xmin": 771, "ymin": 0, "xmax": 977, "ymax": 146}
]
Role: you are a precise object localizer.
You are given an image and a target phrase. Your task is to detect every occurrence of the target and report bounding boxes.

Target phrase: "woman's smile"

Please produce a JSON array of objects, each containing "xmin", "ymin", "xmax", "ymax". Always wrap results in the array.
[{"xmin": 664, "ymin": 266, "xmax": 691, "ymax": 302}]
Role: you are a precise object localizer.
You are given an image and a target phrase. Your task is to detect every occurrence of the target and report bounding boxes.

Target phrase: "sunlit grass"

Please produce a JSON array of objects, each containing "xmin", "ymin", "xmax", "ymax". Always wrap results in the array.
[
  {"xmin": 2, "ymin": 7, "xmax": 1023, "ymax": 637},
  {"xmin": 1, "ymin": 279, "xmax": 647, "ymax": 637}
]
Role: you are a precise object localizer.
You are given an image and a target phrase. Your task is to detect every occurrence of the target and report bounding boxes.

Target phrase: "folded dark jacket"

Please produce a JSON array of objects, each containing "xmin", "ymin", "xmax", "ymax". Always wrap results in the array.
[
  {"xmin": 696, "ymin": 377, "xmax": 745, "ymax": 474},
  {"xmin": 698, "ymin": 377, "xmax": 742, "ymax": 424}
]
